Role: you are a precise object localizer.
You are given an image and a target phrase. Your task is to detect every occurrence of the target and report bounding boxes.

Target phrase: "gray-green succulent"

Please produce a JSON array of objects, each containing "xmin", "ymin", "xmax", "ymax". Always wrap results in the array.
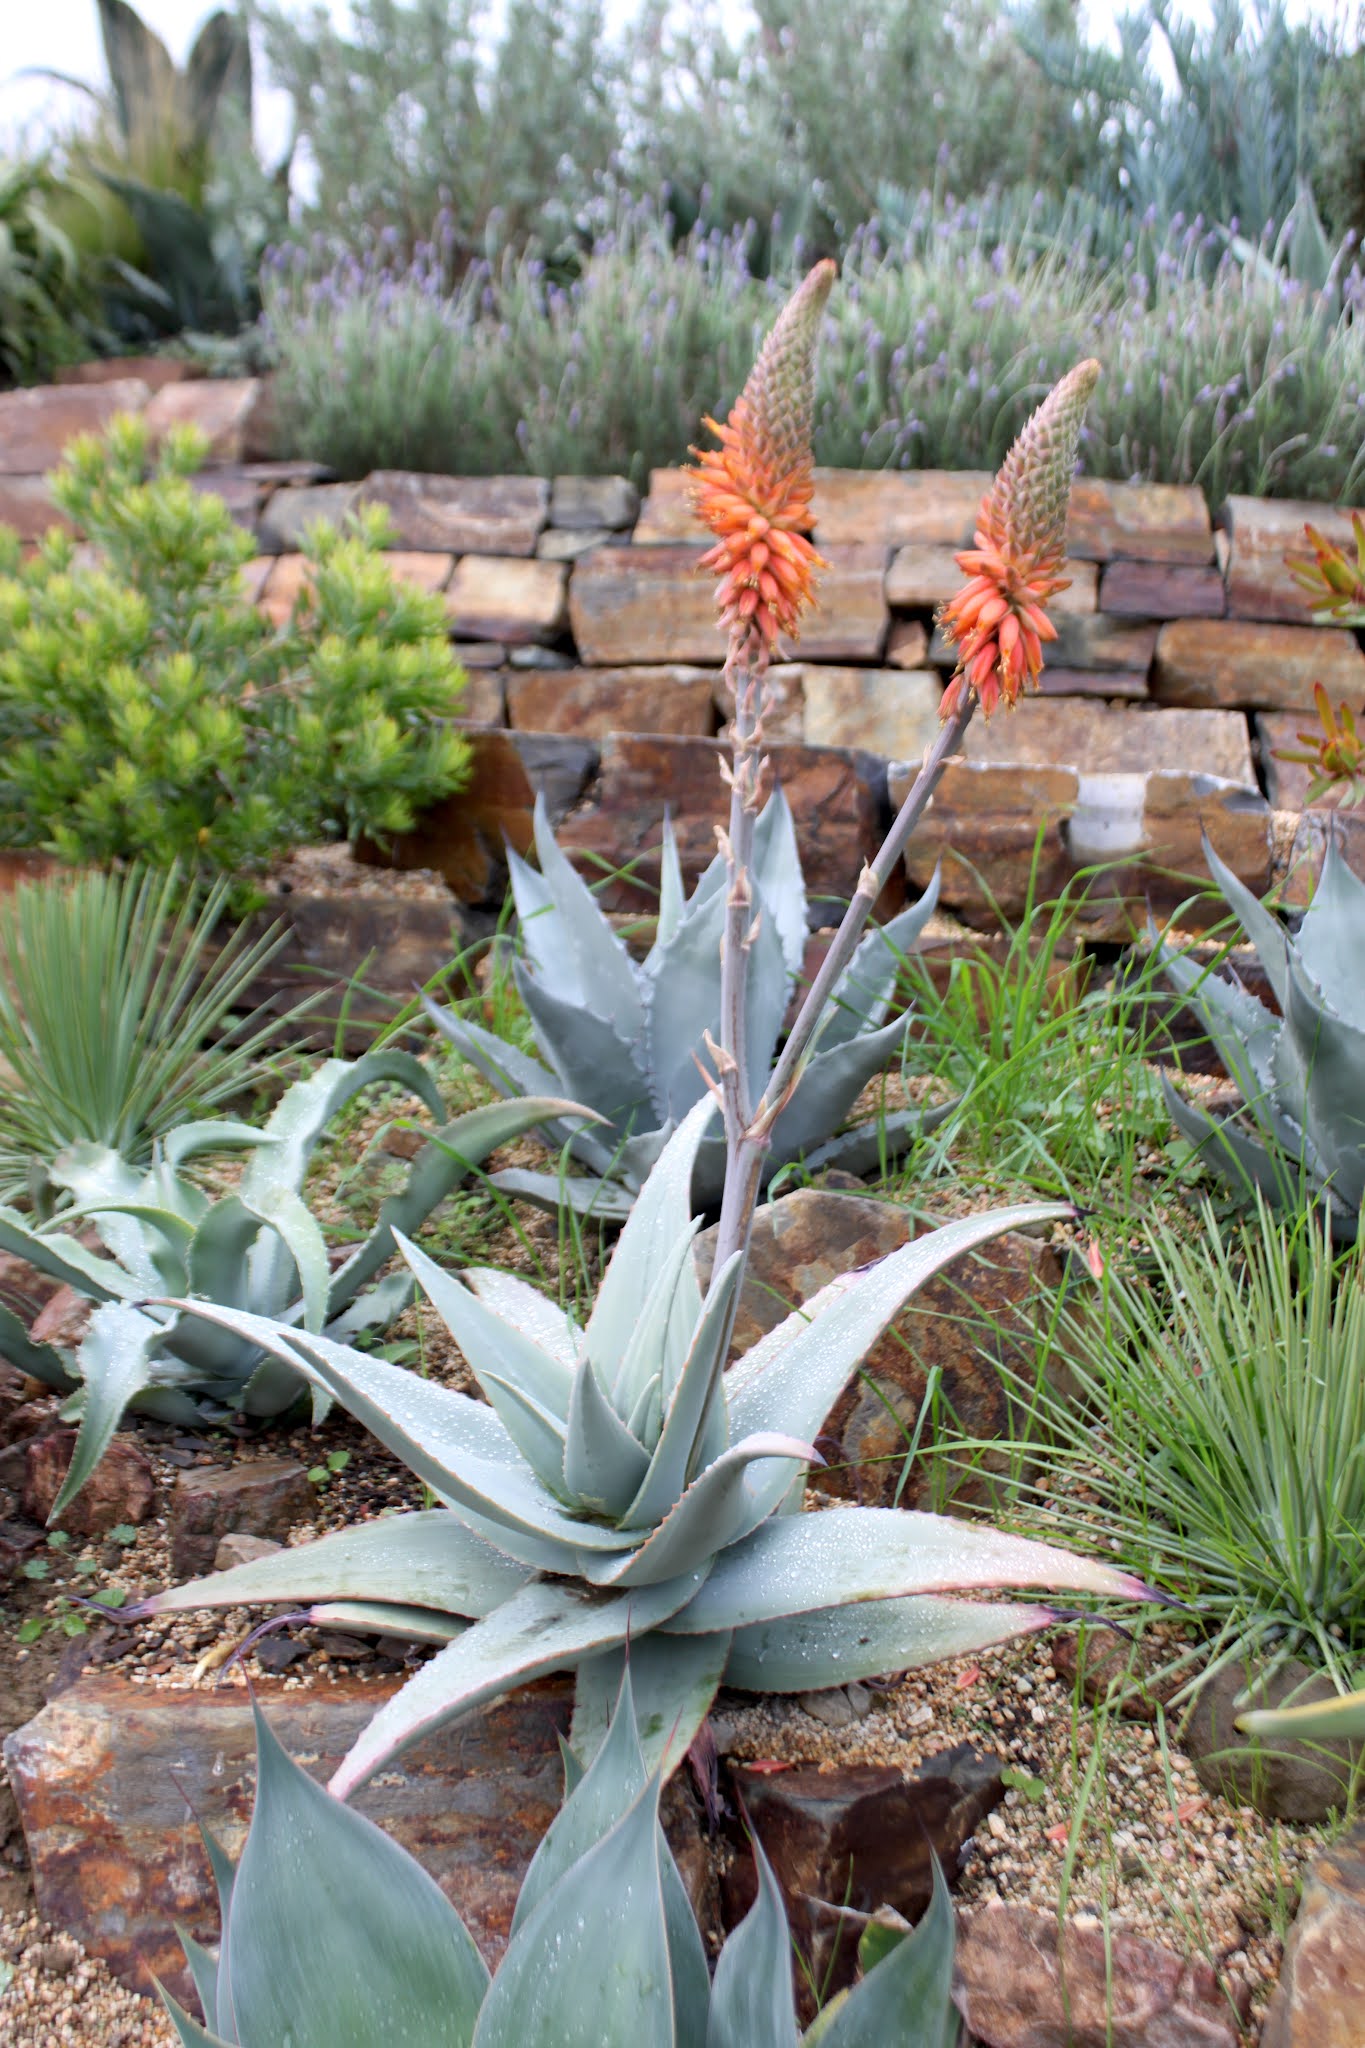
[
  {"xmin": 158, "ymin": 1675, "xmax": 959, "ymax": 2048},
  {"xmin": 1156, "ymin": 832, "xmax": 1365, "ymax": 1230},
  {"xmin": 136, "ymin": 1096, "xmax": 1155, "ymax": 1797},
  {"xmin": 427, "ymin": 788, "xmax": 945, "ymax": 1218},
  {"xmin": 0, "ymin": 1053, "xmax": 581, "ymax": 1524}
]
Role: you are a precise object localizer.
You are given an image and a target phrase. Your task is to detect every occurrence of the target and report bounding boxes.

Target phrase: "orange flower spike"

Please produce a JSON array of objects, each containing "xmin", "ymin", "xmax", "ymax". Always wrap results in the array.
[
  {"xmin": 937, "ymin": 358, "xmax": 1101, "ymax": 720},
  {"xmin": 690, "ymin": 259, "xmax": 837, "ymax": 659}
]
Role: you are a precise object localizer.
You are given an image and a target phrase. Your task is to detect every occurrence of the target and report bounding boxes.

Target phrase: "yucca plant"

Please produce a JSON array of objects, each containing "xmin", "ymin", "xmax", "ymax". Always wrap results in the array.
[
  {"xmin": 0, "ymin": 865, "xmax": 290, "ymax": 1207},
  {"xmin": 158, "ymin": 1675, "xmax": 960, "ymax": 2048},
  {"xmin": 0, "ymin": 1056, "xmax": 580, "ymax": 1525},
  {"xmin": 429, "ymin": 789, "xmax": 945, "ymax": 1217},
  {"xmin": 131, "ymin": 281, "xmax": 1138, "ymax": 1788},
  {"xmin": 1156, "ymin": 833, "xmax": 1365, "ymax": 1231}
]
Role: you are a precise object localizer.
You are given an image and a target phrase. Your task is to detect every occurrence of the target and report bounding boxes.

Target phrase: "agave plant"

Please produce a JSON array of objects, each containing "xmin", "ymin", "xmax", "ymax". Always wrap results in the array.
[
  {"xmin": 0, "ymin": 1053, "xmax": 581, "ymax": 1524},
  {"xmin": 133, "ymin": 1097, "xmax": 1156, "ymax": 1794},
  {"xmin": 159, "ymin": 1674, "xmax": 959, "ymax": 2048},
  {"xmin": 428, "ymin": 788, "xmax": 944, "ymax": 1217},
  {"xmin": 1156, "ymin": 832, "xmax": 1365, "ymax": 1230}
]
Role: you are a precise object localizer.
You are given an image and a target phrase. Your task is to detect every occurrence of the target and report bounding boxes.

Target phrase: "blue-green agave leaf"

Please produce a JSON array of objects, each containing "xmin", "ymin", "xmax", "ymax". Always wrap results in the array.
[
  {"xmin": 155, "ymin": 1985, "xmax": 233, "ymax": 2047},
  {"xmin": 511, "ymin": 1665, "xmax": 648, "ymax": 1936},
  {"xmin": 818, "ymin": 869, "xmax": 941, "ymax": 1051},
  {"xmin": 707, "ymin": 1825, "xmax": 800, "ymax": 2048},
  {"xmin": 622, "ymin": 1249, "xmax": 744, "ymax": 1530},
  {"xmin": 1294, "ymin": 830, "xmax": 1365, "ymax": 1019},
  {"xmin": 1282, "ymin": 949, "xmax": 1365, "ymax": 1212},
  {"xmin": 329, "ymin": 1574, "xmax": 699, "ymax": 1799},
  {"xmin": 801, "ymin": 1102, "xmax": 956, "ymax": 1180},
  {"xmin": 162, "ymin": 1119, "xmax": 275, "ymax": 1169},
  {"xmin": 563, "ymin": 1349, "xmax": 652, "ymax": 1518},
  {"xmin": 176, "ymin": 1928, "xmax": 221, "ymax": 2035},
  {"xmin": 486, "ymin": 1166, "xmax": 637, "ymax": 1221},
  {"xmin": 724, "ymin": 1592, "xmax": 1055, "ymax": 1691},
  {"xmin": 657, "ymin": 809, "xmax": 686, "ymax": 947},
  {"xmin": 0, "ymin": 1299, "xmax": 75, "ymax": 1389},
  {"xmin": 801, "ymin": 1860, "xmax": 955, "ymax": 2048},
  {"xmin": 394, "ymin": 1228, "xmax": 573, "ymax": 1421},
  {"xmin": 49, "ymin": 1303, "xmax": 164, "ymax": 1525},
  {"xmin": 749, "ymin": 783, "xmax": 809, "ymax": 982},
  {"xmin": 528, "ymin": 790, "xmax": 646, "ymax": 1037},
  {"xmin": 588, "ymin": 1097, "xmax": 711, "ymax": 1403},
  {"xmin": 226, "ymin": 1702, "xmax": 489, "ymax": 2048},
  {"xmin": 581, "ymin": 1432, "xmax": 817, "ymax": 1589},
  {"xmin": 516, "ymin": 969, "xmax": 653, "ymax": 1133},
  {"xmin": 305, "ymin": 1601, "xmax": 469, "ymax": 1644},
  {"xmin": 570, "ymin": 1631, "xmax": 730, "ymax": 1778},
  {"xmin": 1160, "ymin": 1077, "xmax": 1302, "ymax": 1210},
  {"xmin": 0, "ymin": 1209, "xmax": 139, "ymax": 1301},
  {"xmin": 1201, "ymin": 832, "xmax": 1291, "ymax": 1009},
  {"xmin": 461, "ymin": 1266, "xmax": 581, "ymax": 1372}
]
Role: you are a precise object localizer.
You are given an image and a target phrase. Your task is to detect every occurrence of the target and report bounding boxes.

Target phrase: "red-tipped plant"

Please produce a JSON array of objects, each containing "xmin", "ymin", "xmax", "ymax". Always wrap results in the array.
[
  {"xmin": 1272, "ymin": 680, "xmax": 1365, "ymax": 806},
  {"xmin": 938, "ymin": 359, "xmax": 1101, "ymax": 719},
  {"xmin": 1287, "ymin": 513, "xmax": 1365, "ymax": 627}
]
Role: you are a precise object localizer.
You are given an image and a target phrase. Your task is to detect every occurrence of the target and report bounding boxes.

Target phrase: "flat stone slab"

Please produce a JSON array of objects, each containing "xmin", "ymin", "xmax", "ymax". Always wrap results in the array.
[
  {"xmin": 257, "ymin": 483, "xmax": 360, "ymax": 553},
  {"xmin": 1223, "ymin": 496, "xmax": 1365, "ymax": 623},
  {"xmin": 0, "ymin": 379, "xmax": 151, "ymax": 471},
  {"xmin": 444, "ymin": 555, "xmax": 568, "ymax": 644},
  {"xmin": 1261, "ymin": 1816, "xmax": 1365, "ymax": 2048},
  {"xmin": 505, "ymin": 664, "xmax": 717, "ymax": 737},
  {"xmin": 568, "ymin": 545, "xmax": 889, "ymax": 665},
  {"xmin": 548, "ymin": 474, "xmax": 638, "ymax": 530},
  {"xmin": 812, "ymin": 469, "xmax": 991, "ymax": 548},
  {"xmin": 144, "ymin": 379, "xmax": 267, "ymax": 465},
  {"xmin": 1064, "ymin": 479, "xmax": 1214, "ymax": 564},
  {"xmin": 960, "ymin": 699, "xmax": 1255, "ymax": 784},
  {"xmin": 799, "ymin": 665, "xmax": 943, "ymax": 758},
  {"xmin": 1152, "ymin": 618, "xmax": 1365, "ymax": 711},
  {"xmin": 632, "ymin": 468, "xmax": 705, "ymax": 544},
  {"xmin": 1099, "ymin": 560, "xmax": 1226, "ymax": 619},
  {"xmin": 354, "ymin": 472, "xmax": 548, "ymax": 554}
]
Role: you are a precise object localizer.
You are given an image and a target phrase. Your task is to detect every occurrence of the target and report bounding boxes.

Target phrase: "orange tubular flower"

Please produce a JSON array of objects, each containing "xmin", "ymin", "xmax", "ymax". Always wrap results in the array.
[
  {"xmin": 938, "ymin": 359, "xmax": 1101, "ymax": 719},
  {"xmin": 1272, "ymin": 681, "xmax": 1365, "ymax": 806},
  {"xmin": 690, "ymin": 259, "xmax": 836, "ymax": 662}
]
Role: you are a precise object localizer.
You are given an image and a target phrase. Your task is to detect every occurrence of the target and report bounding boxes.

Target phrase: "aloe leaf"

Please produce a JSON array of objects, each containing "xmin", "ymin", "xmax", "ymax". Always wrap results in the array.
[
  {"xmin": 800, "ymin": 1102, "xmax": 956, "ymax": 1179},
  {"xmin": 724, "ymin": 1592, "xmax": 1055, "ymax": 1691},
  {"xmin": 152, "ymin": 1301, "xmax": 626, "ymax": 1567},
  {"xmin": 139, "ymin": 1509, "xmax": 528, "ymax": 1618},
  {"xmin": 465, "ymin": 1267, "xmax": 581, "ymax": 1371},
  {"xmin": 512, "ymin": 1665, "xmax": 648, "ymax": 1936},
  {"xmin": 530, "ymin": 791, "xmax": 646, "ymax": 1036},
  {"xmin": 819, "ymin": 869, "xmax": 941, "ymax": 1051},
  {"xmin": 227, "ymin": 1702, "xmax": 489, "ymax": 2048},
  {"xmin": 472, "ymin": 1774, "xmax": 674, "ymax": 2048},
  {"xmin": 53, "ymin": 1200, "xmax": 191, "ymax": 1293},
  {"xmin": 563, "ymin": 1350, "xmax": 652, "ymax": 1518},
  {"xmin": 665, "ymin": 1506, "xmax": 1159, "ymax": 1635},
  {"xmin": 611, "ymin": 1217, "xmax": 703, "ymax": 1425},
  {"xmin": 571, "ymin": 1629, "xmax": 730, "ymax": 1778},
  {"xmin": 155, "ymin": 1985, "xmax": 234, "ymax": 2048},
  {"xmin": 394, "ymin": 1228, "xmax": 573, "ymax": 1421},
  {"xmin": 487, "ymin": 1167, "xmax": 636, "ymax": 1221},
  {"xmin": 581, "ymin": 1432, "xmax": 817, "ymax": 1589},
  {"xmin": 623, "ymin": 1249, "xmax": 744, "ymax": 1529},
  {"xmin": 478, "ymin": 1369, "xmax": 569, "ymax": 1490},
  {"xmin": 1237, "ymin": 1687, "xmax": 1365, "ymax": 1741},
  {"xmin": 0, "ymin": 1300, "xmax": 75, "ymax": 1389},
  {"xmin": 49, "ymin": 1303, "xmax": 164, "ymax": 1524},
  {"xmin": 176, "ymin": 1928, "xmax": 221, "ymax": 2036},
  {"xmin": 750, "ymin": 784, "xmax": 809, "ymax": 982},
  {"xmin": 329, "ymin": 1574, "xmax": 699, "ymax": 1798},
  {"xmin": 708, "ymin": 1825, "xmax": 800, "ymax": 2048},
  {"xmin": 726, "ymin": 1202, "xmax": 1072, "ymax": 1532},
  {"xmin": 0, "ymin": 1209, "xmax": 138, "ymax": 1302},
  {"xmin": 328, "ymin": 1098, "xmax": 596, "ymax": 1314},
  {"xmin": 802, "ymin": 1860, "xmax": 956, "ymax": 2048},
  {"xmin": 587, "ymin": 1096, "xmax": 711, "ymax": 1402}
]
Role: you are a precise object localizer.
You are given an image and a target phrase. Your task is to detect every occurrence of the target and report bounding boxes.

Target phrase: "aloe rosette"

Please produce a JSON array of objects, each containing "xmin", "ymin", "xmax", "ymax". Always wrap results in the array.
[
  {"xmin": 159, "ymin": 1673, "xmax": 959, "ymax": 2048},
  {"xmin": 1156, "ymin": 833, "xmax": 1365, "ymax": 1230},
  {"xmin": 0, "ymin": 1052, "xmax": 586, "ymax": 1521},
  {"xmin": 136, "ymin": 1096, "xmax": 1157, "ymax": 1794},
  {"xmin": 427, "ymin": 787, "xmax": 945, "ymax": 1219}
]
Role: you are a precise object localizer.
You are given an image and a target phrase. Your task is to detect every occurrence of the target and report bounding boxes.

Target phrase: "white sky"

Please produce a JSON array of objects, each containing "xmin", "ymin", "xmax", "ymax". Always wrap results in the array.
[{"xmin": 1, "ymin": 0, "xmax": 1357, "ymax": 155}]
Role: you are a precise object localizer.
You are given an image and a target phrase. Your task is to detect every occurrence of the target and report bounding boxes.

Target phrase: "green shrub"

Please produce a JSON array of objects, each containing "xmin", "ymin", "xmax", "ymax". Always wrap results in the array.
[
  {"xmin": 0, "ymin": 158, "xmax": 99, "ymax": 387},
  {"xmin": 0, "ymin": 416, "xmax": 471, "ymax": 881}
]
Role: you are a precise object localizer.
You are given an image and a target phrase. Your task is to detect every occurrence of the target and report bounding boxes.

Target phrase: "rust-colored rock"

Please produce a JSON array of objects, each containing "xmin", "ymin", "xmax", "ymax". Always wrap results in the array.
[
  {"xmin": 954, "ymin": 1905, "xmax": 1244, "ymax": 2048},
  {"xmin": 885, "ymin": 617, "xmax": 930, "ymax": 667},
  {"xmin": 144, "ymin": 379, "xmax": 266, "ymax": 464},
  {"xmin": 1064, "ymin": 479, "xmax": 1214, "ymax": 565},
  {"xmin": 354, "ymin": 472, "xmax": 548, "ymax": 554},
  {"xmin": 0, "ymin": 379, "xmax": 151, "ymax": 471},
  {"xmin": 1182, "ymin": 1660, "xmax": 1365, "ymax": 1824},
  {"xmin": 932, "ymin": 616, "xmax": 1156, "ymax": 676},
  {"xmin": 902, "ymin": 760, "xmax": 1079, "ymax": 924},
  {"xmin": 548, "ymin": 474, "xmax": 638, "ymax": 531},
  {"xmin": 30, "ymin": 1284, "xmax": 93, "ymax": 1354},
  {"xmin": 799, "ymin": 666, "xmax": 942, "ymax": 758},
  {"xmin": 1035, "ymin": 669, "xmax": 1150, "ymax": 699},
  {"xmin": 384, "ymin": 549, "xmax": 455, "ymax": 593},
  {"xmin": 722, "ymin": 1747, "xmax": 1006, "ymax": 2009},
  {"xmin": 0, "ymin": 474, "xmax": 72, "ymax": 542},
  {"xmin": 536, "ymin": 525, "xmax": 616, "ymax": 562},
  {"xmin": 631, "ymin": 467, "xmax": 704, "ymax": 544},
  {"xmin": 714, "ymin": 664, "xmax": 806, "ymax": 743},
  {"xmin": 445, "ymin": 555, "xmax": 568, "ymax": 644},
  {"xmin": 1099, "ymin": 560, "xmax": 1226, "ymax": 618},
  {"xmin": 451, "ymin": 669, "xmax": 506, "ymax": 725},
  {"xmin": 505, "ymin": 664, "xmax": 717, "ymax": 737},
  {"xmin": 569, "ymin": 541, "xmax": 717, "ymax": 661},
  {"xmin": 1152, "ymin": 618, "xmax": 1365, "ymax": 711},
  {"xmin": 376, "ymin": 729, "xmax": 598, "ymax": 904},
  {"xmin": 167, "ymin": 1457, "xmax": 315, "ymax": 1580},
  {"xmin": 554, "ymin": 734, "xmax": 899, "ymax": 917},
  {"xmin": 695, "ymin": 1191, "xmax": 1064, "ymax": 1508},
  {"xmin": 959, "ymin": 698, "xmax": 1256, "ymax": 785},
  {"xmin": 1261, "ymin": 1816, "xmax": 1365, "ymax": 2048},
  {"xmin": 1222, "ymin": 495, "xmax": 1365, "ymax": 624},
  {"xmin": 2, "ymin": 1671, "xmax": 706, "ymax": 2002},
  {"xmin": 22, "ymin": 1430, "xmax": 156, "ymax": 1538},
  {"xmin": 781, "ymin": 545, "xmax": 891, "ymax": 662},
  {"xmin": 1277, "ymin": 810, "xmax": 1365, "ymax": 903},
  {"xmin": 812, "ymin": 468, "xmax": 991, "ymax": 548}
]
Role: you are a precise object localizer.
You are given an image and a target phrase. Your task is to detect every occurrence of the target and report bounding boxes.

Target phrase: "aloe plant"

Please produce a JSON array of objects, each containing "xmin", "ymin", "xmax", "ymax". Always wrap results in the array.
[
  {"xmin": 0, "ymin": 1054, "xmax": 582, "ymax": 1524},
  {"xmin": 133, "ymin": 1097, "xmax": 1156, "ymax": 1793},
  {"xmin": 1156, "ymin": 832, "xmax": 1365, "ymax": 1230},
  {"xmin": 428, "ymin": 789, "xmax": 944, "ymax": 1217},
  {"xmin": 158, "ymin": 1674, "xmax": 960, "ymax": 2048}
]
